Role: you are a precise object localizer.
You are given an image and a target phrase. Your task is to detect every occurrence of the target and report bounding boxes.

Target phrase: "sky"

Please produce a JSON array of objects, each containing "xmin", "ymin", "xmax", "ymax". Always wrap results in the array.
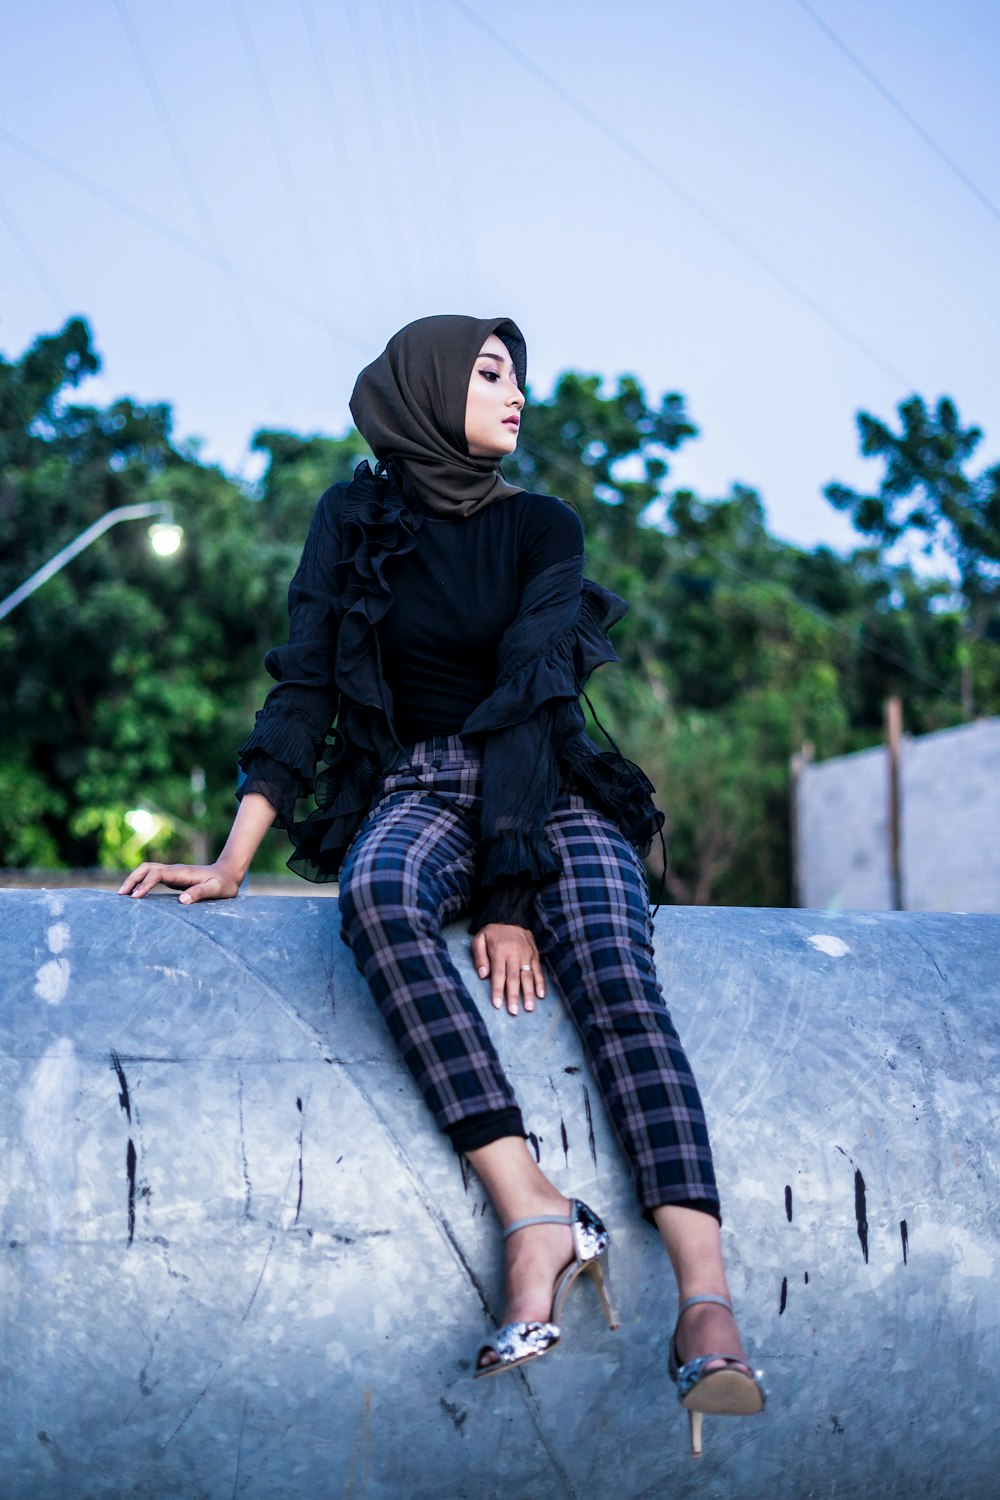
[{"xmin": 2, "ymin": 0, "xmax": 998, "ymax": 557}]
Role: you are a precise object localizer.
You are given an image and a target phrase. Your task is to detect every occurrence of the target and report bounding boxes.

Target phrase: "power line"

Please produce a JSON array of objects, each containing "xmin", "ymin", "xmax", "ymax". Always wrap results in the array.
[
  {"xmin": 796, "ymin": 0, "xmax": 1000, "ymax": 227},
  {"xmin": 112, "ymin": 0, "xmax": 284, "ymax": 411},
  {"xmin": 230, "ymin": 0, "xmax": 334, "ymax": 317},
  {"xmin": 409, "ymin": 0, "xmax": 477, "ymax": 300},
  {"xmin": 343, "ymin": 0, "xmax": 422, "ymax": 309},
  {"xmin": 378, "ymin": 0, "xmax": 447, "ymax": 287},
  {"xmin": 0, "ymin": 125, "xmax": 368, "ymax": 353},
  {"xmin": 444, "ymin": 0, "xmax": 914, "ymax": 391},
  {"xmin": 299, "ymin": 0, "xmax": 385, "ymax": 317},
  {"xmin": 0, "ymin": 190, "xmax": 66, "ymax": 317}
]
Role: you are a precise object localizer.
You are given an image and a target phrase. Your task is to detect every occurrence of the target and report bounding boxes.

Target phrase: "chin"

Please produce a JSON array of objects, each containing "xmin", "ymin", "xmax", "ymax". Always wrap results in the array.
[{"xmin": 470, "ymin": 433, "xmax": 517, "ymax": 459}]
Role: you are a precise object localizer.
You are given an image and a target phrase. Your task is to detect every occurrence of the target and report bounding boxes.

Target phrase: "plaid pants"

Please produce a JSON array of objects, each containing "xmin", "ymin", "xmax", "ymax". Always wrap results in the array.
[{"xmin": 338, "ymin": 735, "xmax": 720, "ymax": 1220}]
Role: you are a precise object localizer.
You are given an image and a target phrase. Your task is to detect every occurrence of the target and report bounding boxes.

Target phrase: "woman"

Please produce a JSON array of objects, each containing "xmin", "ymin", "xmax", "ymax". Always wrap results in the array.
[{"xmin": 121, "ymin": 314, "xmax": 764, "ymax": 1456}]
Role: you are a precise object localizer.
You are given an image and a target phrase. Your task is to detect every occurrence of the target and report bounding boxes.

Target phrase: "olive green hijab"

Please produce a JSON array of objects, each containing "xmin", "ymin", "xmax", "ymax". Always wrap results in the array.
[{"xmin": 349, "ymin": 314, "xmax": 527, "ymax": 518}]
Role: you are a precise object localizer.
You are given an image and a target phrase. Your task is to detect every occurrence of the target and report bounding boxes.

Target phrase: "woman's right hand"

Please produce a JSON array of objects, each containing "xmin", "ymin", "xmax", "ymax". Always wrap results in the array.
[{"xmin": 118, "ymin": 860, "xmax": 243, "ymax": 904}]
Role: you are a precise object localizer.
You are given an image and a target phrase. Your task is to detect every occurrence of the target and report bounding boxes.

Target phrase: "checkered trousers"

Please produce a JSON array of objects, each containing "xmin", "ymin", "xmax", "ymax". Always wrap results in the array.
[{"xmin": 337, "ymin": 734, "xmax": 720, "ymax": 1220}]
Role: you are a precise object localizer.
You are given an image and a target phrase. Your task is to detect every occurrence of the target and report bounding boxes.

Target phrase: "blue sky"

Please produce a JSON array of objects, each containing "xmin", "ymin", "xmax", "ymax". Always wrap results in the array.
[{"xmin": 2, "ymin": 0, "xmax": 998, "ymax": 555}]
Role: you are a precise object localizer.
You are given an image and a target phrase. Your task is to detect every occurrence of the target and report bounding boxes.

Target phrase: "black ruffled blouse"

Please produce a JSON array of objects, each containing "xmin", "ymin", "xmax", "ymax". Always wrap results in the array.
[{"xmin": 237, "ymin": 461, "xmax": 664, "ymax": 928}]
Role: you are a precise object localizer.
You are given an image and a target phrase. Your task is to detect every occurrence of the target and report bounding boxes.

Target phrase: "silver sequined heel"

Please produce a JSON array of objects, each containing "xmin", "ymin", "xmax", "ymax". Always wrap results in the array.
[
  {"xmin": 668, "ymin": 1294, "xmax": 766, "ymax": 1457},
  {"xmin": 473, "ymin": 1199, "xmax": 620, "ymax": 1379}
]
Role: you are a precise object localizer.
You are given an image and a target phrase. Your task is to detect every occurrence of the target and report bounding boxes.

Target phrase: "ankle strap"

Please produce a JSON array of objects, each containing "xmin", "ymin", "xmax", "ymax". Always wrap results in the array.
[
  {"xmin": 677, "ymin": 1293, "xmax": 733, "ymax": 1316},
  {"xmin": 503, "ymin": 1211, "xmax": 572, "ymax": 1239}
]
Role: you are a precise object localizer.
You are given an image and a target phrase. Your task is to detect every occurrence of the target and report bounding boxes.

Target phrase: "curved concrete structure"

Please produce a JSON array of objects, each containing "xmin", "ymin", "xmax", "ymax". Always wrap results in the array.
[{"xmin": 2, "ymin": 889, "xmax": 998, "ymax": 1498}]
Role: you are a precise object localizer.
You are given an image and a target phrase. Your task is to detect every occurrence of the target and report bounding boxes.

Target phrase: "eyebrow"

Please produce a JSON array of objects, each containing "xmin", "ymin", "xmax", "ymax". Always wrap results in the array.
[{"xmin": 476, "ymin": 351, "xmax": 505, "ymax": 362}]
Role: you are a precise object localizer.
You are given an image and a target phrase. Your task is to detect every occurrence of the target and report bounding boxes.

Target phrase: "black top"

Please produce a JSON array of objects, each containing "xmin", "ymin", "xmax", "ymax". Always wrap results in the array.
[
  {"xmin": 379, "ymin": 492, "xmax": 583, "ymax": 743},
  {"xmin": 235, "ymin": 461, "xmax": 662, "ymax": 934}
]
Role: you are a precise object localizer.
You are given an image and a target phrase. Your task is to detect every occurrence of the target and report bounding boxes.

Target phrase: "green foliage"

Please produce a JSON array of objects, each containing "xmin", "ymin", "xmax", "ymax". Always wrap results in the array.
[
  {"xmin": 1, "ymin": 318, "xmax": 991, "ymax": 904},
  {"xmin": 825, "ymin": 395, "xmax": 1000, "ymax": 714}
]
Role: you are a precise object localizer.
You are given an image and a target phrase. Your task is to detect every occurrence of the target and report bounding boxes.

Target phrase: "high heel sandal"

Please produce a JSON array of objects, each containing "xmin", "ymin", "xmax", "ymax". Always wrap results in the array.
[
  {"xmin": 473, "ymin": 1199, "xmax": 620, "ymax": 1379},
  {"xmin": 668, "ymin": 1294, "xmax": 766, "ymax": 1458}
]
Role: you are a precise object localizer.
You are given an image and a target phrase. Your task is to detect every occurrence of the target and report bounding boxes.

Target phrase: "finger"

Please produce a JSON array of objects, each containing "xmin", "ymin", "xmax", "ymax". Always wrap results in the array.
[
  {"xmin": 118, "ymin": 864, "xmax": 148, "ymax": 895},
  {"xmin": 506, "ymin": 962, "xmax": 521, "ymax": 1016},
  {"xmin": 532, "ymin": 958, "xmax": 546, "ymax": 1000},
  {"xmin": 179, "ymin": 878, "xmax": 220, "ymax": 906},
  {"xmin": 521, "ymin": 965, "xmax": 537, "ymax": 1013},
  {"xmin": 472, "ymin": 931, "xmax": 489, "ymax": 980},
  {"xmin": 491, "ymin": 957, "xmax": 505, "ymax": 1010},
  {"xmin": 129, "ymin": 866, "xmax": 165, "ymax": 898}
]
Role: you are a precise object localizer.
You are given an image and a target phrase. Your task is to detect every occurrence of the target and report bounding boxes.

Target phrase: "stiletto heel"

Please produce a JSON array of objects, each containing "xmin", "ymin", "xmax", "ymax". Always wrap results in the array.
[
  {"xmin": 585, "ymin": 1247, "xmax": 620, "ymax": 1331},
  {"xmin": 668, "ymin": 1294, "xmax": 765, "ymax": 1458},
  {"xmin": 474, "ymin": 1199, "xmax": 618, "ymax": 1379}
]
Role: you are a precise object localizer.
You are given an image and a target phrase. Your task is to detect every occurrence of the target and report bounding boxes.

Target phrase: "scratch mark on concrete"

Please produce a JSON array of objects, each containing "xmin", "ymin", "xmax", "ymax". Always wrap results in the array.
[
  {"xmin": 854, "ymin": 1169, "xmax": 869, "ymax": 1263},
  {"xmin": 164, "ymin": 1237, "xmax": 275, "ymax": 1447},
  {"xmin": 126, "ymin": 1139, "xmax": 137, "ymax": 1246},
  {"xmin": 784, "ymin": 1184, "xmax": 793, "ymax": 1222},
  {"xmin": 110, "ymin": 1052, "xmax": 132, "ymax": 1121},
  {"xmin": 295, "ymin": 1096, "xmax": 304, "ymax": 1225},
  {"xmin": 150, "ymin": 908, "xmax": 328, "ymax": 1054},
  {"xmin": 560, "ymin": 1117, "xmax": 569, "ymax": 1168},
  {"xmin": 582, "ymin": 1085, "xmax": 597, "ymax": 1167},
  {"xmin": 231, "ymin": 1393, "xmax": 248, "ymax": 1499},
  {"xmin": 901, "ymin": 928, "xmax": 948, "ymax": 985},
  {"xmin": 240, "ymin": 1237, "xmax": 275, "ymax": 1325},
  {"xmin": 779, "ymin": 1275, "xmax": 788, "ymax": 1315},
  {"xmin": 900, "ymin": 1218, "xmax": 909, "ymax": 1265},
  {"xmin": 439, "ymin": 1396, "xmax": 467, "ymax": 1432},
  {"xmin": 835, "ymin": 1146, "xmax": 870, "ymax": 1263},
  {"xmin": 237, "ymin": 1072, "xmax": 252, "ymax": 1220}
]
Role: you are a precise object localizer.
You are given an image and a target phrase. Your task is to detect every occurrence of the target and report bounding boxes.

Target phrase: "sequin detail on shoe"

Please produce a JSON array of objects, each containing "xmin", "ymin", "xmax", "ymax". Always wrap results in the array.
[
  {"xmin": 475, "ymin": 1321, "xmax": 560, "ymax": 1377},
  {"xmin": 570, "ymin": 1199, "xmax": 610, "ymax": 1263}
]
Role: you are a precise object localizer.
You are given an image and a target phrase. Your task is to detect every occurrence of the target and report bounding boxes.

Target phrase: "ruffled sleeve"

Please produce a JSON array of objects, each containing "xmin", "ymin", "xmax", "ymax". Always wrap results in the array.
[
  {"xmin": 461, "ymin": 551, "xmax": 647, "ymax": 931},
  {"xmin": 462, "ymin": 553, "xmax": 587, "ymax": 930},
  {"xmin": 236, "ymin": 485, "xmax": 343, "ymax": 828}
]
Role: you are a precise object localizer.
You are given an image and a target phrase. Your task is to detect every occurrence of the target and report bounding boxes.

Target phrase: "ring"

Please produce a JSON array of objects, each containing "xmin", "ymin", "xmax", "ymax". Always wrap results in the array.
[{"xmin": 520, "ymin": 964, "xmax": 532, "ymax": 972}]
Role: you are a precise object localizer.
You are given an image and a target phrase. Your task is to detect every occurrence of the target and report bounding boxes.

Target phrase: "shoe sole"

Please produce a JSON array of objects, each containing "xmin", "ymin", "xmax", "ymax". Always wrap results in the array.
[
  {"xmin": 681, "ymin": 1369, "xmax": 765, "ymax": 1415},
  {"xmin": 473, "ymin": 1345, "xmax": 558, "ymax": 1380}
]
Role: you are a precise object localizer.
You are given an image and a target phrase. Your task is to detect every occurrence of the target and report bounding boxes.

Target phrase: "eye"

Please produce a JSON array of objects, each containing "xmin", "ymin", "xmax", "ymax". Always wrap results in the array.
[{"xmin": 479, "ymin": 367, "xmax": 500, "ymax": 382}]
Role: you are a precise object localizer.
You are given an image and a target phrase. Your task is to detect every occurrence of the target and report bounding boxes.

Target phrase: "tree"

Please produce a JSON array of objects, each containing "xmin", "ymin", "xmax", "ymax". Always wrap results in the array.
[
  {"xmin": 825, "ymin": 396, "xmax": 1000, "ymax": 715},
  {"xmin": 3, "ymin": 317, "xmax": 980, "ymax": 905}
]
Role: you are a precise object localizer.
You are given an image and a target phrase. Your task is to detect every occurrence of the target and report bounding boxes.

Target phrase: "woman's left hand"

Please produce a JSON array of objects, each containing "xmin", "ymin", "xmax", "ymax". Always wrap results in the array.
[{"xmin": 471, "ymin": 923, "xmax": 545, "ymax": 1016}]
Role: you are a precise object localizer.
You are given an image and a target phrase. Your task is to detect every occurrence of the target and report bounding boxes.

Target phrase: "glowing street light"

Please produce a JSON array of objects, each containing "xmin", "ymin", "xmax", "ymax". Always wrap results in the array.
[
  {"xmin": 0, "ymin": 502, "xmax": 184, "ymax": 621},
  {"xmin": 148, "ymin": 520, "xmax": 184, "ymax": 557},
  {"xmin": 124, "ymin": 808, "xmax": 162, "ymax": 843}
]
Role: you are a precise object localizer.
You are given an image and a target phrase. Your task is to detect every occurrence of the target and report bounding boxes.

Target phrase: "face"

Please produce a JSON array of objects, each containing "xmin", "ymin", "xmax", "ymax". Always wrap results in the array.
[{"xmin": 464, "ymin": 333, "xmax": 524, "ymax": 458}]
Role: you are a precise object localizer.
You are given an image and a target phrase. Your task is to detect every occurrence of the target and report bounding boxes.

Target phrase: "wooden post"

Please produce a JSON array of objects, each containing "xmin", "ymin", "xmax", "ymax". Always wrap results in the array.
[
  {"xmin": 885, "ymin": 696, "xmax": 903, "ymax": 911},
  {"xmin": 789, "ymin": 741, "xmax": 814, "ymax": 908}
]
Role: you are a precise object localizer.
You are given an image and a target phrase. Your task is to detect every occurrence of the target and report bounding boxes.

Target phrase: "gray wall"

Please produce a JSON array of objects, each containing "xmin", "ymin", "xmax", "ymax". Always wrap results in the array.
[
  {"xmin": 796, "ymin": 716, "xmax": 1000, "ymax": 912},
  {"xmin": 3, "ymin": 889, "xmax": 999, "ymax": 1498}
]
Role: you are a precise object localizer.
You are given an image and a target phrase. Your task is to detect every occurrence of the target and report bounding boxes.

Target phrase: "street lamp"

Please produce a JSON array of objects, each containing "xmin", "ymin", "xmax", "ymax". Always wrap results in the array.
[{"xmin": 0, "ymin": 502, "xmax": 184, "ymax": 621}]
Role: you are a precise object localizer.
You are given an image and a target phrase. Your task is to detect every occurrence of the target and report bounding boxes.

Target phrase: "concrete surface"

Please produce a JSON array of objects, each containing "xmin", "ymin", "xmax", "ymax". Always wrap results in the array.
[
  {"xmin": 796, "ymin": 714, "xmax": 1000, "ymax": 912},
  {"xmin": 2, "ymin": 889, "xmax": 998, "ymax": 1498}
]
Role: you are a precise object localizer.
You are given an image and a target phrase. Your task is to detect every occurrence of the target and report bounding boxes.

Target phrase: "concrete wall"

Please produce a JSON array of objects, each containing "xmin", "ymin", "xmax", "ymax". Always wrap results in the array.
[
  {"xmin": 2, "ymin": 889, "xmax": 999, "ymax": 1498},
  {"xmin": 796, "ymin": 716, "xmax": 1000, "ymax": 912}
]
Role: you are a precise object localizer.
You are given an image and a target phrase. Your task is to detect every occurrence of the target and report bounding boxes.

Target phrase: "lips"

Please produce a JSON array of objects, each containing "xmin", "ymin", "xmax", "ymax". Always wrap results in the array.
[{"xmin": 503, "ymin": 417, "xmax": 520, "ymax": 429}]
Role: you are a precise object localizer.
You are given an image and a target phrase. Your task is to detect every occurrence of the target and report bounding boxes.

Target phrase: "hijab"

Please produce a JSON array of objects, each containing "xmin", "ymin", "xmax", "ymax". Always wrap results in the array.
[{"xmin": 349, "ymin": 314, "xmax": 527, "ymax": 519}]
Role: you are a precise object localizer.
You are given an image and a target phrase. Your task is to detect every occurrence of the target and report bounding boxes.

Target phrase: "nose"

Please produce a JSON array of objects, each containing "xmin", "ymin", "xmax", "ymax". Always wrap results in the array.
[{"xmin": 506, "ymin": 384, "xmax": 524, "ymax": 409}]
